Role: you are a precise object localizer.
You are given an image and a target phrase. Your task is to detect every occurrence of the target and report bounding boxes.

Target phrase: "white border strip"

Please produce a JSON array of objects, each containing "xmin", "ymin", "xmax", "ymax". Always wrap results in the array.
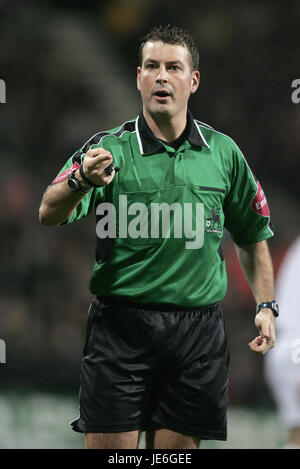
[
  {"xmin": 135, "ymin": 115, "xmax": 144, "ymax": 154},
  {"xmin": 194, "ymin": 120, "xmax": 210, "ymax": 148},
  {"xmin": 200, "ymin": 125, "xmax": 274, "ymax": 235},
  {"xmin": 76, "ymin": 118, "xmax": 137, "ymax": 163}
]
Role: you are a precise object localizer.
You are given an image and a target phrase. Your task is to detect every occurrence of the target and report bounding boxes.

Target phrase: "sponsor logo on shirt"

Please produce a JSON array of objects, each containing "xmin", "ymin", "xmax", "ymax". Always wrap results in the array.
[
  {"xmin": 52, "ymin": 162, "xmax": 80, "ymax": 184},
  {"xmin": 251, "ymin": 181, "xmax": 270, "ymax": 217},
  {"xmin": 205, "ymin": 206, "xmax": 222, "ymax": 234}
]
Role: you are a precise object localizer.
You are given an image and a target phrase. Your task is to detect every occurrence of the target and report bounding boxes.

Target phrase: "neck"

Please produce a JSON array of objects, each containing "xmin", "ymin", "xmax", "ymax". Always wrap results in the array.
[{"xmin": 142, "ymin": 107, "xmax": 187, "ymax": 142}]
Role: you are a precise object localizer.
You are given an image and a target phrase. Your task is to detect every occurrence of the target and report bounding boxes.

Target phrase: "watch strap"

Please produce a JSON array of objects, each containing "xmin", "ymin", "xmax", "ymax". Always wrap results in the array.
[
  {"xmin": 256, "ymin": 301, "xmax": 279, "ymax": 317},
  {"xmin": 68, "ymin": 170, "xmax": 90, "ymax": 194}
]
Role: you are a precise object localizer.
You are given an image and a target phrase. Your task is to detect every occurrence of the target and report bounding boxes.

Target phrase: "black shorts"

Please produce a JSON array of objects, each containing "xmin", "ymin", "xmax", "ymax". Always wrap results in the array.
[{"xmin": 70, "ymin": 296, "xmax": 229, "ymax": 441}]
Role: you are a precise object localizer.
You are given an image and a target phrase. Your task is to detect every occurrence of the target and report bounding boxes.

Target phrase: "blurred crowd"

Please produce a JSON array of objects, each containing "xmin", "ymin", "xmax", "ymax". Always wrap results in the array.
[{"xmin": 0, "ymin": 0, "xmax": 299, "ymax": 405}]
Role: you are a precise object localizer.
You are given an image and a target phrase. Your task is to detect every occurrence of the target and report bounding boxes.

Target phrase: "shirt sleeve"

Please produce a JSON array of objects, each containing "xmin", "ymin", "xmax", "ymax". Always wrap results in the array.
[
  {"xmin": 51, "ymin": 149, "xmax": 105, "ymax": 225},
  {"xmin": 223, "ymin": 141, "xmax": 274, "ymax": 245}
]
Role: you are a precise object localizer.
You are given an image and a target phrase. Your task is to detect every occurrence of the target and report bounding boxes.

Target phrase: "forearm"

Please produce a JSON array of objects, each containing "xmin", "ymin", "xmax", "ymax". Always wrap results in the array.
[
  {"xmin": 235, "ymin": 240, "xmax": 276, "ymax": 354},
  {"xmin": 234, "ymin": 240, "xmax": 275, "ymax": 304},
  {"xmin": 39, "ymin": 148, "xmax": 116, "ymax": 226},
  {"xmin": 39, "ymin": 173, "xmax": 89, "ymax": 226}
]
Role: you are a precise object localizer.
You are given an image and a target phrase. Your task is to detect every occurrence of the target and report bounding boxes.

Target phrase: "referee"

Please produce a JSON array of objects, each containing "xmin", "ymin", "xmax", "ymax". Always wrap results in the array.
[{"xmin": 39, "ymin": 25, "xmax": 278, "ymax": 449}]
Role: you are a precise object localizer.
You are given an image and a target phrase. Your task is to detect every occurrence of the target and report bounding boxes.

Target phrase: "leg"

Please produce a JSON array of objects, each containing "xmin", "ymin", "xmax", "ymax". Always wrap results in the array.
[
  {"xmin": 145, "ymin": 308, "xmax": 228, "ymax": 450},
  {"xmin": 84, "ymin": 430, "xmax": 140, "ymax": 449},
  {"xmin": 290, "ymin": 427, "xmax": 300, "ymax": 447},
  {"xmin": 146, "ymin": 428, "xmax": 200, "ymax": 449}
]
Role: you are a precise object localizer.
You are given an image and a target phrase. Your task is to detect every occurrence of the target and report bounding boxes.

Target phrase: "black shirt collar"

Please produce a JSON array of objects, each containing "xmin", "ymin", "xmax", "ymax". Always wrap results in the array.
[{"xmin": 136, "ymin": 109, "xmax": 210, "ymax": 155}]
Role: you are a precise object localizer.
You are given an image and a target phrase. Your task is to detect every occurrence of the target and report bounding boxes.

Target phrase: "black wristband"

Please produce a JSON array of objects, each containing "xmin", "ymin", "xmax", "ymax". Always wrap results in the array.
[
  {"xmin": 79, "ymin": 163, "xmax": 102, "ymax": 188},
  {"xmin": 67, "ymin": 170, "xmax": 90, "ymax": 194},
  {"xmin": 256, "ymin": 301, "xmax": 279, "ymax": 317}
]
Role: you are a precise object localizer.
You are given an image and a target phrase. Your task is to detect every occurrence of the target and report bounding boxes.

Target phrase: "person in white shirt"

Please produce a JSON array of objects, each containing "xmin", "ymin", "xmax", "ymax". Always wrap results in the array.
[{"xmin": 264, "ymin": 236, "xmax": 300, "ymax": 449}]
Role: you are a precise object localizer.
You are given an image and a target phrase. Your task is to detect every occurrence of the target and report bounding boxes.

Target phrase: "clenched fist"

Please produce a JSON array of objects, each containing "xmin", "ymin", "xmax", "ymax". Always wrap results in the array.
[{"xmin": 81, "ymin": 147, "xmax": 117, "ymax": 187}]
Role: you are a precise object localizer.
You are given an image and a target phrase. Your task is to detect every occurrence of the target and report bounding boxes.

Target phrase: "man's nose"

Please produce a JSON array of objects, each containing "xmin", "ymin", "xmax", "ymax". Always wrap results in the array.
[{"xmin": 156, "ymin": 67, "xmax": 168, "ymax": 82}]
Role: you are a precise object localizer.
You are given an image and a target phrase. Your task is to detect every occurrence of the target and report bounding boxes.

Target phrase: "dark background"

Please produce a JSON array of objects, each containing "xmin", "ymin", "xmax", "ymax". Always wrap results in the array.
[{"xmin": 0, "ymin": 0, "xmax": 299, "ymax": 406}]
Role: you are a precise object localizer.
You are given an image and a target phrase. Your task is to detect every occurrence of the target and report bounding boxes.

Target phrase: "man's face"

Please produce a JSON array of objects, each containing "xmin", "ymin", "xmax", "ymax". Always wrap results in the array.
[{"xmin": 137, "ymin": 41, "xmax": 199, "ymax": 120}]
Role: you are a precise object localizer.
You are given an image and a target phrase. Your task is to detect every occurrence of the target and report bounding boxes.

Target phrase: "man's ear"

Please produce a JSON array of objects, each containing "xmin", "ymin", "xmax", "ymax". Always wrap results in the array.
[
  {"xmin": 191, "ymin": 70, "xmax": 200, "ymax": 94},
  {"xmin": 137, "ymin": 66, "xmax": 141, "ymax": 91}
]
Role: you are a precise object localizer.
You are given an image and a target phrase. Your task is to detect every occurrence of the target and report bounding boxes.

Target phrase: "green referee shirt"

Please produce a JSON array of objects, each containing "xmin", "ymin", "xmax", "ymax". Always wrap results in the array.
[{"xmin": 53, "ymin": 110, "xmax": 274, "ymax": 307}]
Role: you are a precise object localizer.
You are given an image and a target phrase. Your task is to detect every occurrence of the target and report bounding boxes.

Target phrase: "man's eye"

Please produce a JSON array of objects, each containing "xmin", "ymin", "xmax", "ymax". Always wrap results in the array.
[
  {"xmin": 146, "ymin": 64, "xmax": 155, "ymax": 69},
  {"xmin": 169, "ymin": 65, "xmax": 179, "ymax": 71}
]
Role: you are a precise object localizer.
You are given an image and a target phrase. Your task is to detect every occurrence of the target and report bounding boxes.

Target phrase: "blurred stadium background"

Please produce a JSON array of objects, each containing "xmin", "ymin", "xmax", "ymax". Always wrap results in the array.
[{"xmin": 0, "ymin": 0, "xmax": 299, "ymax": 449}]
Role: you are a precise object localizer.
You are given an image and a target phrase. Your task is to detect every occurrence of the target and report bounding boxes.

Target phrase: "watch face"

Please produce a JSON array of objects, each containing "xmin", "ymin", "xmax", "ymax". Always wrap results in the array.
[
  {"xmin": 68, "ymin": 175, "xmax": 79, "ymax": 192},
  {"xmin": 256, "ymin": 301, "xmax": 279, "ymax": 317}
]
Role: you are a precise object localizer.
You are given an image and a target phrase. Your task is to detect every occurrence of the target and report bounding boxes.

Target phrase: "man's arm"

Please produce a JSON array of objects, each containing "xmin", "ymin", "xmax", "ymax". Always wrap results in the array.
[
  {"xmin": 39, "ymin": 176, "xmax": 89, "ymax": 226},
  {"xmin": 234, "ymin": 239, "xmax": 276, "ymax": 355},
  {"xmin": 39, "ymin": 148, "xmax": 115, "ymax": 226}
]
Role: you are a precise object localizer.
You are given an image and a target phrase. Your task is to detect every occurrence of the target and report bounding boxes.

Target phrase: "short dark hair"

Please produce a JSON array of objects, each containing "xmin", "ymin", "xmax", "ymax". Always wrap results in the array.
[{"xmin": 139, "ymin": 25, "xmax": 199, "ymax": 71}]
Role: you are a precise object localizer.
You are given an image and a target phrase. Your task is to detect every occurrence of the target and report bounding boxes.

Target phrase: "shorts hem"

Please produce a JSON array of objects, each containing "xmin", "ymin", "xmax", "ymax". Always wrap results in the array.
[
  {"xmin": 70, "ymin": 418, "xmax": 147, "ymax": 434},
  {"xmin": 71, "ymin": 418, "xmax": 227, "ymax": 441},
  {"xmin": 150, "ymin": 418, "xmax": 227, "ymax": 441}
]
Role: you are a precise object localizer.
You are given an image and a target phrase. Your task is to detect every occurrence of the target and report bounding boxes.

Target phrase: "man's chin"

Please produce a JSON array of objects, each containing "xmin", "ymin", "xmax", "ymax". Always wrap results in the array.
[{"xmin": 149, "ymin": 106, "xmax": 172, "ymax": 119}]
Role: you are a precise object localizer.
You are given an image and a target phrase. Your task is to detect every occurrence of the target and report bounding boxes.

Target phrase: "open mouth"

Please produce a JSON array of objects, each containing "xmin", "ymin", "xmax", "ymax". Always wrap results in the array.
[{"xmin": 153, "ymin": 90, "xmax": 171, "ymax": 99}]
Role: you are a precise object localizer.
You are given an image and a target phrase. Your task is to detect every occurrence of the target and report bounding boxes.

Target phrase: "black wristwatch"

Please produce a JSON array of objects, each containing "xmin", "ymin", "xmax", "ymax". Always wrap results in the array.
[
  {"xmin": 256, "ymin": 301, "xmax": 279, "ymax": 317},
  {"xmin": 67, "ymin": 170, "xmax": 90, "ymax": 194}
]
